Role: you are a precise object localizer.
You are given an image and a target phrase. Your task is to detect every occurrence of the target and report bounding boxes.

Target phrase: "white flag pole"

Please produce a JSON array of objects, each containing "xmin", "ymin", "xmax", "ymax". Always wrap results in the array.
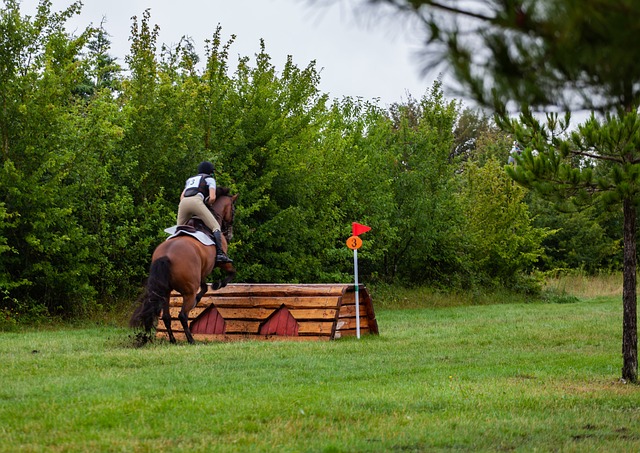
[
  {"xmin": 348, "ymin": 225, "xmax": 368, "ymax": 340},
  {"xmin": 354, "ymin": 248, "xmax": 360, "ymax": 339}
]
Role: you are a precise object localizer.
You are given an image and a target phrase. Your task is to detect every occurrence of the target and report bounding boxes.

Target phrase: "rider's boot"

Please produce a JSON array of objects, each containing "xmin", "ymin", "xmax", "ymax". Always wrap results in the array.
[{"xmin": 213, "ymin": 230, "xmax": 233, "ymax": 264}]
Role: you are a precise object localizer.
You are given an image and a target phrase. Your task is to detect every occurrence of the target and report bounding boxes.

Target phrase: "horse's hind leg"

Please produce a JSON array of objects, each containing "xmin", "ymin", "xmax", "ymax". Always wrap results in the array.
[
  {"xmin": 161, "ymin": 297, "xmax": 176, "ymax": 344},
  {"xmin": 179, "ymin": 294, "xmax": 197, "ymax": 344}
]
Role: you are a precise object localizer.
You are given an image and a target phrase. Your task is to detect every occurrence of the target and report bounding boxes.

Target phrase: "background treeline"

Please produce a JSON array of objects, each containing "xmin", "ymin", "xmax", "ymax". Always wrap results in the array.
[{"xmin": 0, "ymin": 1, "xmax": 622, "ymax": 321}]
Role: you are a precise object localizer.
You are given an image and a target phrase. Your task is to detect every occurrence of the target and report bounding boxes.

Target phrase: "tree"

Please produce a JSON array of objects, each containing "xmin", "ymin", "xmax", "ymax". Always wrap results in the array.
[
  {"xmin": 460, "ymin": 156, "xmax": 551, "ymax": 290},
  {"xmin": 0, "ymin": 0, "xmax": 106, "ymax": 315},
  {"xmin": 384, "ymin": 83, "xmax": 464, "ymax": 285},
  {"xmin": 357, "ymin": 0, "xmax": 640, "ymax": 382},
  {"xmin": 85, "ymin": 22, "xmax": 122, "ymax": 94},
  {"xmin": 526, "ymin": 190, "xmax": 621, "ymax": 274},
  {"xmin": 505, "ymin": 111, "xmax": 640, "ymax": 383}
]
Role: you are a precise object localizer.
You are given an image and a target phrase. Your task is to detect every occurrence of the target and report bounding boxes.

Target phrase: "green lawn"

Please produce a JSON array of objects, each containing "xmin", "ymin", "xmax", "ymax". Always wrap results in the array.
[{"xmin": 1, "ymin": 297, "xmax": 638, "ymax": 452}]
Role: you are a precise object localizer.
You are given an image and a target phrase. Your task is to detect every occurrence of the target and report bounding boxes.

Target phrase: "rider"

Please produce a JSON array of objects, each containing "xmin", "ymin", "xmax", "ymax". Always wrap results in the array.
[
  {"xmin": 177, "ymin": 161, "xmax": 233, "ymax": 264},
  {"xmin": 508, "ymin": 141, "xmax": 522, "ymax": 165}
]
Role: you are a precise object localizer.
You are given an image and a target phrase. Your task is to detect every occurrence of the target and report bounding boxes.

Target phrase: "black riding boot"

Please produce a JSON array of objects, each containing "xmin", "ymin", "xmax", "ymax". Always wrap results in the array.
[{"xmin": 213, "ymin": 230, "xmax": 233, "ymax": 264}]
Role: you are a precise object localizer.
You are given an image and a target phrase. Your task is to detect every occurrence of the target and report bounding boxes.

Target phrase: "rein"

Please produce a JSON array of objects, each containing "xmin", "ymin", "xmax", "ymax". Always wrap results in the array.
[
  {"xmin": 221, "ymin": 201, "xmax": 235, "ymax": 240},
  {"xmin": 212, "ymin": 197, "xmax": 235, "ymax": 241}
]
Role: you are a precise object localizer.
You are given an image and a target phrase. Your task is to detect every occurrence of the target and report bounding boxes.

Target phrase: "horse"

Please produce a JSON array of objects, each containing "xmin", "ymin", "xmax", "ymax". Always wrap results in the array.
[{"xmin": 130, "ymin": 187, "xmax": 238, "ymax": 344}]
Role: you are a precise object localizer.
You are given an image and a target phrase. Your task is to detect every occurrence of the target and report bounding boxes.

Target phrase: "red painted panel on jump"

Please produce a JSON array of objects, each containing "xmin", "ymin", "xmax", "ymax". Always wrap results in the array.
[
  {"xmin": 191, "ymin": 307, "xmax": 225, "ymax": 335},
  {"xmin": 260, "ymin": 306, "xmax": 299, "ymax": 336}
]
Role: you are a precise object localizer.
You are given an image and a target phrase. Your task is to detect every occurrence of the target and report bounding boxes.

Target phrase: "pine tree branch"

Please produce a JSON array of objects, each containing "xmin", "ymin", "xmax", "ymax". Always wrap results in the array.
[
  {"xmin": 543, "ymin": 179, "xmax": 605, "ymax": 195},
  {"xmin": 568, "ymin": 150, "xmax": 625, "ymax": 164},
  {"xmin": 418, "ymin": 1, "xmax": 494, "ymax": 23}
]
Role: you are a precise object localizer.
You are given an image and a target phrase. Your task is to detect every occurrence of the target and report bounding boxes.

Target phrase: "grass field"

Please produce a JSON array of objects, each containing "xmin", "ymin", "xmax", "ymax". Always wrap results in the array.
[{"xmin": 1, "ymin": 284, "xmax": 639, "ymax": 451}]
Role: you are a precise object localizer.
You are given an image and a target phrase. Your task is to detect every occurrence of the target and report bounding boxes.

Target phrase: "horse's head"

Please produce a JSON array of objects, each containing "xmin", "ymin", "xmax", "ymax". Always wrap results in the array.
[{"xmin": 212, "ymin": 187, "xmax": 238, "ymax": 242}]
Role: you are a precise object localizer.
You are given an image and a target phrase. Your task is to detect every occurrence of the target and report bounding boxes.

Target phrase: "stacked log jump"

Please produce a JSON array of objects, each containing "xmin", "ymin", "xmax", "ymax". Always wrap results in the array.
[{"xmin": 157, "ymin": 283, "xmax": 379, "ymax": 342}]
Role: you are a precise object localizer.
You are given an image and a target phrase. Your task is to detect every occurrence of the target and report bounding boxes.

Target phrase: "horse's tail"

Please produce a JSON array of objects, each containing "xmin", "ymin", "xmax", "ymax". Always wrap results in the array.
[{"xmin": 129, "ymin": 256, "xmax": 172, "ymax": 332}]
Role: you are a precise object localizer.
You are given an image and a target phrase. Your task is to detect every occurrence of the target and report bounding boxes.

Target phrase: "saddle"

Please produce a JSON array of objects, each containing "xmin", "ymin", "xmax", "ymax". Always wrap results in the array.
[
  {"xmin": 164, "ymin": 218, "xmax": 216, "ymax": 246},
  {"xmin": 185, "ymin": 218, "xmax": 215, "ymax": 239}
]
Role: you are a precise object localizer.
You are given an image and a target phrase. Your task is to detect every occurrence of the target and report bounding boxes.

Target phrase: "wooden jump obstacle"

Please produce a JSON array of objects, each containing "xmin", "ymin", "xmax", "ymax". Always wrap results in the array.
[{"xmin": 157, "ymin": 283, "xmax": 379, "ymax": 342}]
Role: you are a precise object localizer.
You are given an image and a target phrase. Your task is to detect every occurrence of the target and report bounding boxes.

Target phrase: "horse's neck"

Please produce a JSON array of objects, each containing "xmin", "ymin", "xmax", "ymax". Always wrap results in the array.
[{"xmin": 212, "ymin": 198, "xmax": 229, "ymax": 222}]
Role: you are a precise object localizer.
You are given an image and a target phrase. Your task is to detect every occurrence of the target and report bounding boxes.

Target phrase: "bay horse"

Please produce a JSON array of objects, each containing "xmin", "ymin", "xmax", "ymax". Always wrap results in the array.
[{"xmin": 130, "ymin": 188, "xmax": 238, "ymax": 344}]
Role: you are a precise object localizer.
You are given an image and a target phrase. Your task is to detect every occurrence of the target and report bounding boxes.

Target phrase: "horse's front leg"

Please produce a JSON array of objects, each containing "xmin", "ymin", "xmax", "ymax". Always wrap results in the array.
[
  {"xmin": 211, "ymin": 263, "xmax": 236, "ymax": 290},
  {"xmin": 195, "ymin": 281, "xmax": 208, "ymax": 306}
]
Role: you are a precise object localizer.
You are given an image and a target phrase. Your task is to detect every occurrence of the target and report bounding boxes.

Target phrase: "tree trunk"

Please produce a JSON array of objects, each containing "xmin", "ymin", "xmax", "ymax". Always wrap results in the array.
[{"xmin": 622, "ymin": 198, "xmax": 638, "ymax": 383}]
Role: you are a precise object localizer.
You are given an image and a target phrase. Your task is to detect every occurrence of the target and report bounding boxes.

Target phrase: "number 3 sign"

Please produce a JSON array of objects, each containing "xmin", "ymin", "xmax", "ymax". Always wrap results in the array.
[{"xmin": 346, "ymin": 235, "xmax": 363, "ymax": 250}]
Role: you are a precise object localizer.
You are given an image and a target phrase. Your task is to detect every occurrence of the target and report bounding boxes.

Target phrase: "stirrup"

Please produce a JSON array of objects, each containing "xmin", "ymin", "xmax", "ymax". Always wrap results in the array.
[{"xmin": 216, "ymin": 253, "xmax": 233, "ymax": 264}]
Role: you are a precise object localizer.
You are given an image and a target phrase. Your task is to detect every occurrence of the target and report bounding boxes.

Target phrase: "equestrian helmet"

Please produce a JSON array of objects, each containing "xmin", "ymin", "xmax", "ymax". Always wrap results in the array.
[{"xmin": 197, "ymin": 161, "xmax": 215, "ymax": 175}]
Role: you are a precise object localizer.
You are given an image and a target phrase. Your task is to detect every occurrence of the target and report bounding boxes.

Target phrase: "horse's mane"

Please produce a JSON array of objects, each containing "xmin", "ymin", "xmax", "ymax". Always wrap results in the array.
[{"xmin": 216, "ymin": 186, "xmax": 231, "ymax": 198}]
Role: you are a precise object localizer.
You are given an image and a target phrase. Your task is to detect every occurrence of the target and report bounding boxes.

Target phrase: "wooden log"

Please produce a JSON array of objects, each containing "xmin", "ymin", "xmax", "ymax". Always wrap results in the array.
[
  {"xmin": 169, "ymin": 283, "xmax": 347, "ymax": 300},
  {"xmin": 166, "ymin": 306, "xmax": 207, "ymax": 319},
  {"xmin": 183, "ymin": 296, "xmax": 342, "ymax": 309},
  {"xmin": 297, "ymin": 321, "xmax": 335, "ymax": 335},
  {"xmin": 202, "ymin": 283, "xmax": 349, "ymax": 297},
  {"xmin": 336, "ymin": 317, "xmax": 370, "ymax": 331},
  {"xmin": 333, "ymin": 327, "xmax": 371, "ymax": 339},
  {"xmin": 223, "ymin": 320, "xmax": 262, "ymax": 334},
  {"xmin": 216, "ymin": 307, "xmax": 276, "ymax": 320},
  {"xmin": 157, "ymin": 320, "xmax": 186, "ymax": 332},
  {"xmin": 289, "ymin": 308, "xmax": 338, "ymax": 320},
  {"xmin": 337, "ymin": 304, "xmax": 368, "ymax": 318}
]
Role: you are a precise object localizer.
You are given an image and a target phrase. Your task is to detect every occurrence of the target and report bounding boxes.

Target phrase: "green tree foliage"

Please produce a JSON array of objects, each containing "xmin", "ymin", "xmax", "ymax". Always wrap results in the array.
[
  {"xmin": 460, "ymin": 157, "xmax": 550, "ymax": 290},
  {"xmin": 216, "ymin": 42, "xmax": 332, "ymax": 282},
  {"xmin": 382, "ymin": 84, "xmax": 464, "ymax": 285},
  {"xmin": 527, "ymin": 193, "xmax": 621, "ymax": 273},
  {"xmin": 304, "ymin": 96, "xmax": 396, "ymax": 282},
  {"xmin": 452, "ymin": 109, "xmax": 512, "ymax": 167},
  {"xmin": 0, "ymin": 0, "xmax": 99, "ymax": 315}
]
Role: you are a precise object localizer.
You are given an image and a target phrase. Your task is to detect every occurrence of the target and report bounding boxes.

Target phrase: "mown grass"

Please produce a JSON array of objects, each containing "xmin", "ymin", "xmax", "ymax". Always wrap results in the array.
[{"xmin": 1, "ymin": 292, "xmax": 639, "ymax": 452}]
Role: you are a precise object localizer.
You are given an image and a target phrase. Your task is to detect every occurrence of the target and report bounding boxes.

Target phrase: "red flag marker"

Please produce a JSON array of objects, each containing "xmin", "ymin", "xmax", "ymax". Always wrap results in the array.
[{"xmin": 352, "ymin": 222, "xmax": 371, "ymax": 236}]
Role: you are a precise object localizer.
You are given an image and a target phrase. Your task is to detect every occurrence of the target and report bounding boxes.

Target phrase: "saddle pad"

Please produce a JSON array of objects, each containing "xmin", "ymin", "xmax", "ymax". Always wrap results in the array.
[{"xmin": 164, "ymin": 225, "xmax": 215, "ymax": 246}]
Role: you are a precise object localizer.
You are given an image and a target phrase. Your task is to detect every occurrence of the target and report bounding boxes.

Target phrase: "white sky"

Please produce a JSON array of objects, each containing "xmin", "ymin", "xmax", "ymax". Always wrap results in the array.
[{"xmin": 18, "ymin": 0, "xmax": 440, "ymax": 107}]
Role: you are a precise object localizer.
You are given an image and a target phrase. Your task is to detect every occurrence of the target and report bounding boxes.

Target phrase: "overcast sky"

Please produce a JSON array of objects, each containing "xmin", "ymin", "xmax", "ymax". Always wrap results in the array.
[{"xmin": 18, "ymin": 0, "xmax": 441, "ymax": 107}]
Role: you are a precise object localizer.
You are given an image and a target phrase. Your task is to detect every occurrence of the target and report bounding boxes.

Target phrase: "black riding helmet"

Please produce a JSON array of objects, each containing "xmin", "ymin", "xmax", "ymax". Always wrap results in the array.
[{"xmin": 197, "ymin": 161, "xmax": 215, "ymax": 175}]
